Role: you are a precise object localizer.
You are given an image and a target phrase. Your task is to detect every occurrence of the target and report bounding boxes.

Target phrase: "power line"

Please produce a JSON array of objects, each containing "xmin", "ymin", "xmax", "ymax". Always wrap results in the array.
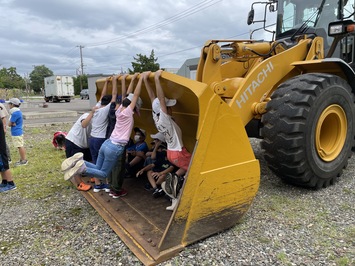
[
  {"xmin": 84, "ymin": 0, "xmax": 223, "ymax": 47},
  {"xmin": 63, "ymin": 46, "xmax": 78, "ymax": 57},
  {"xmin": 78, "ymin": 30, "xmax": 253, "ymax": 71}
]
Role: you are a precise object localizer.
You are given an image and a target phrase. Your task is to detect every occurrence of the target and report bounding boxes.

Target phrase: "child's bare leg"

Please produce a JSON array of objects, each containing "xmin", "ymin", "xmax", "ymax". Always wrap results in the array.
[{"xmin": 147, "ymin": 170, "xmax": 157, "ymax": 189}]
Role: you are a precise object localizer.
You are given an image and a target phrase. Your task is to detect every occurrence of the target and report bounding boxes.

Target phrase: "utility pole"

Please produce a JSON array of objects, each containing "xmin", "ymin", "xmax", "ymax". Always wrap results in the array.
[
  {"xmin": 77, "ymin": 45, "xmax": 84, "ymax": 91},
  {"xmin": 24, "ymin": 73, "xmax": 29, "ymax": 101}
]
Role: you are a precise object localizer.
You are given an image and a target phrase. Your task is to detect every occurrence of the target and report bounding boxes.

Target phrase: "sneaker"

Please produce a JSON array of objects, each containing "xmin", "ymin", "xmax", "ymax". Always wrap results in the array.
[
  {"xmin": 77, "ymin": 182, "xmax": 91, "ymax": 191},
  {"xmin": 14, "ymin": 160, "xmax": 28, "ymax": 167},
  {"xmin": 153, "ymin": 188, "xmax": 165, "ymax": 198},
  {"xmin": 0, "ymin": 183, "xmax": 17, "ymax": 193},
  {"xmin": 93, "ymin": 183, "xmax": 111, "ymax": 193},
  {"xmin": 61, "ymin": 152, "xmax": 83, "ymax": 172},
  {"xmin": 166, "ymin": 198, "xmax": 178, "ymax": 211},
  {"xmin": 161, "ymin": 181, "xmax": 174, "ymax": 199},
  {"xmin": 0, "ymin": 182, "xmax": 7, "ymax": 188},
  {"xmin": 111, "ymin": 188, "xmax": 128, "ymax": 199},
  {"xmin": 64, "ymin": 160, "xmax": 86, "ymax": 181},
  {"xmin": 172, "ymin": 175, "xmax": 184, "ymax": 198},
  {"xmin": 164, "ymin": 173, "xmax": 174, "ymax": 195}
]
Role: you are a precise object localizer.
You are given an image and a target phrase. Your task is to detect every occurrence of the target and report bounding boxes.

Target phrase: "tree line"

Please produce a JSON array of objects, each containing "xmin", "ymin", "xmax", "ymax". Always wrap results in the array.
[{"xmin": 0, "ymin": 50, "xmax": 159, "ymax": 97}]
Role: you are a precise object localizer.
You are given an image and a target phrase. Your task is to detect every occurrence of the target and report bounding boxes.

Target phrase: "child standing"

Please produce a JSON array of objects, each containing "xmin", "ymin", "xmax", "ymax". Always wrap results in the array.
[
  {"xmin": 62, "ymin": 74, "xmax": 144, "ymax": 186},
  {"xmin": 62, "ymin": 110, "xmax": 95, "ymax": 191},
  {"xmin": 7, "ymin": 98, "xmax": 27, "ymax": 166}
]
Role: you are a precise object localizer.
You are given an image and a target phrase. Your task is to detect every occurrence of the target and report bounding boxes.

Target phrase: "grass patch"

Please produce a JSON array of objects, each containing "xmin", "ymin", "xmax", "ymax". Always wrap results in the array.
[
  {"xmin": 277, "ymin": 252, "xmax": 289, "ymax": 264},
  {"xmin": 0, "ymin": 240, "xmax": 20, "ymax": 255},
  {"xmin": 342, "ymin": 187, "xmax": 354, "ymax": 195},
  {"xmin": 69, "ymin": 207, "xmax": 83, "ymax": 216},
  {"xmin": 336, "ymin": 257, "xmax": 352, "ymax": 266},
  {"xmin": 10, "ymin": 125, "xmax": 73, "ymax": 200}
]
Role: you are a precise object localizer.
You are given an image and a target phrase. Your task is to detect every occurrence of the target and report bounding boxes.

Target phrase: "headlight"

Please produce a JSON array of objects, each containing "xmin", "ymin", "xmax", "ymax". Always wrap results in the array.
[
  {"xmin": 328, "ymin": 20, "xmax": 355, "ymax": 37},
  {"xmin": 329, "ymin": 25, "xmax": 343, "ymax": 35}
]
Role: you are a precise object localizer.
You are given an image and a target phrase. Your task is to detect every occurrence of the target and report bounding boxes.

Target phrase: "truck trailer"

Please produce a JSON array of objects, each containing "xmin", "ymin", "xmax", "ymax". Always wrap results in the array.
[{"xmin": 44, "ymin": 75, "xmax": 74, "ymax": 102}]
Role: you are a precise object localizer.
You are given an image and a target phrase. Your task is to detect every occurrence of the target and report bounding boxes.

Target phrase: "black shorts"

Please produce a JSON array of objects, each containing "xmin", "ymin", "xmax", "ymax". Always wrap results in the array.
[
  {"xmin": 65, "ymin": 139, "xmax": 92, "ymax": 161},
  {"xmin": 0, "ymin": 119, "xmax": 9, "ymax": 171}
]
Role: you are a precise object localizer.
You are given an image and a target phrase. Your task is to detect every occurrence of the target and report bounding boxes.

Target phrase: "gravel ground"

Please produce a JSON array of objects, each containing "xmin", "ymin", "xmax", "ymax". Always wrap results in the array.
[{"xmin": 0, "ymin": 138, "xmax": 354, "ymax": 266}]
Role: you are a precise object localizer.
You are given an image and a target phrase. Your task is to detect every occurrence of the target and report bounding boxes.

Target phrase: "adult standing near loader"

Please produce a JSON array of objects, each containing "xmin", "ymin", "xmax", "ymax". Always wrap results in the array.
[
  {"xmin": 0, "ymin": 102, "xmax": 11, "ymax": 163},
  {"xmin": 0, "ymin": 118, "xmax": 16, "ymax": 192}
]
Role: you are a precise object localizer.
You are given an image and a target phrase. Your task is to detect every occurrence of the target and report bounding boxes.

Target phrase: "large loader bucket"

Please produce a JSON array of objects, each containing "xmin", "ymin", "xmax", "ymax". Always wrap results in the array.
[{"xmin": 79, "ymin": 72, "xmax": 260, "ymax": 265}]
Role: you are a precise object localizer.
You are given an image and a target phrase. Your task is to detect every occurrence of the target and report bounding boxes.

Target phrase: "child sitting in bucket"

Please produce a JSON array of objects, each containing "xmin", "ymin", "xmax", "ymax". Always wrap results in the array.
[
  {"xmin": 136, "ymin": 132, "xmax": 174, "ymax": 198},
  {"xmin": 144, "ymin": 70, "xmax": 192, "ymax": 211}
]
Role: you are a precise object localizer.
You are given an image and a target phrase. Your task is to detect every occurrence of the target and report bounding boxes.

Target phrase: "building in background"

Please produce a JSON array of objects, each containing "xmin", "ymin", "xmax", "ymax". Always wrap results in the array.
[
  {"xmin": 176, "ymin": 57, "xmax": 199, "ymax": 80},
  {"xmin": 163, "ymin": 68, "xmax": 179, "ymax": 74},
  {"xmin": 87, "ymin": 74, "xmax": 110, "ymax": 107}
]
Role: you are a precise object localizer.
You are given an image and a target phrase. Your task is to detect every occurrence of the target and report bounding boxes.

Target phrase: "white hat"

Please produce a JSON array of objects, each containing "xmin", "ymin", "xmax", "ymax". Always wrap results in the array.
[
  {"xmin": 126, "ymin": 93, "xmax": 134, "ymax": 102},
  {"xmin": 6, "ymin": 98, "xmax": 21, "ymax": 106},
  {"xmin": 134, "ymin": 127, "xmax": 146, "ymax": 137},
  {"xmin": 152, "ymin": 97, "xmax": 176, "ymax": 114},
  {"xmin": 150, "ymin": 132, "xmax": 165, "ymax": 142},
  {"xmin": 126, "ymin": 93, "xmax": 143, "ymax": 115}
]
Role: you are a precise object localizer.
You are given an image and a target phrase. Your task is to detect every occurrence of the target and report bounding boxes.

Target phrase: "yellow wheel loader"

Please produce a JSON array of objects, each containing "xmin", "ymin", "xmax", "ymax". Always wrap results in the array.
[{"xmin": 77, "ymin": 0, "xmax": 355, "ymax": 264}]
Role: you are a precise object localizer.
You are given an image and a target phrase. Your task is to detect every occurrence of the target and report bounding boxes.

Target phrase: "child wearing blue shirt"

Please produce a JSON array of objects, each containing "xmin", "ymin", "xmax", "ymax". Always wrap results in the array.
[{"xmin": 7, "ymin": 98, "xmax": 28, "ymax": 166}]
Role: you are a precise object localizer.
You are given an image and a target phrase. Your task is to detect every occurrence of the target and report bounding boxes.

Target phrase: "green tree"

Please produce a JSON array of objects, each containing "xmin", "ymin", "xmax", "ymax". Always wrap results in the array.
[
  {"xmin": 0, "ymin": 67, "xmax": 25, "ymax": 89},
  {"xmin": 29, "ymin": 65, "xmax": 53, "ymax": 93},
  {"xmin": 129, "ymin": 49, "xmax": 160, "ymax": 73},
  {"xmin": 73, "ymin": 75, "xmax": 88, "ymax": 95}
]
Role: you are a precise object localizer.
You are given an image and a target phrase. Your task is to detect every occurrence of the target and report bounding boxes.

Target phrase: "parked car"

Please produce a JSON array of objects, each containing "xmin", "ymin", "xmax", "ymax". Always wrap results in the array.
[{"xmin": 80, "ymin": 89, "xmax": 89, "ymax": 99}]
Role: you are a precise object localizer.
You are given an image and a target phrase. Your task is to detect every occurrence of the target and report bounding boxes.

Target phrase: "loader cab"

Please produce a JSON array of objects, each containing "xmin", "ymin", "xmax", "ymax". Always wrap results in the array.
[{"xmin": 275, "ymin": 0, "xmax": 355, "ymax": 66}]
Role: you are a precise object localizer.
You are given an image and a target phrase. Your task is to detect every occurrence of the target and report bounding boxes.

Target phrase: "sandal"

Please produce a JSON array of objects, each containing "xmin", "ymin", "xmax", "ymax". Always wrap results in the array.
[{"xmin": 77, "ymin": 182, "xmax": 91, "ymax": 191}]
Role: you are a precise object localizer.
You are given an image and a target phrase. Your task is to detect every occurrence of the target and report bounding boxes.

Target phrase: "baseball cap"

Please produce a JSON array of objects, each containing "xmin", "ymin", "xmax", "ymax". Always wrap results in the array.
[
  {"xmin": 152, "ymin": 97, "xmax": 176, "ymax": 114},
  {"xmin": 6, "ymin": 98, "xmax": 21, "ymax": 106},
  {"xmin": 150, "ymin": 132, "xmax": 165, "ymax": 142},
  {"xmin": 134, "ymin": 127, "xmax": 146, "ymax": 137},
  {"xmin": 127, "ymin": 93, "xmax": 143, "ymax": 115}
]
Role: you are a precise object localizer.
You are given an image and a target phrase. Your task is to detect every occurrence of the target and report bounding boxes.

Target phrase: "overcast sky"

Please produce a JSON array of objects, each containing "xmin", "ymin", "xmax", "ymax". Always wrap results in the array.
[{"xmin": 0, "ymin": 0, "xmax": 276, "ymax": 77}]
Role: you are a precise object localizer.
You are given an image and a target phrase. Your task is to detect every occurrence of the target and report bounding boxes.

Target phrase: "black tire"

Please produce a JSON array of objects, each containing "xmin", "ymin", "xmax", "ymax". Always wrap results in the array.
[
  {"xmin": 261, "ymin": 73, "xmax": 355, "ymax": 188},
  {"xmin": 65, "ymin": 99, "xmax": 70, "ymax": 102}
]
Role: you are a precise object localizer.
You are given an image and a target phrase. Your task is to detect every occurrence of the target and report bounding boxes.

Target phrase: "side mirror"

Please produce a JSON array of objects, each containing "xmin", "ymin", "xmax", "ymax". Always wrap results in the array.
[{"xmin": 247, "ymin": 8, "xmax": 255, "ymax": 25}]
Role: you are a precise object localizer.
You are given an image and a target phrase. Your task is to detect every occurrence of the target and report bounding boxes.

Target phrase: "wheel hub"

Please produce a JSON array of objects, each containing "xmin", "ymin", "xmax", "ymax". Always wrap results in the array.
[{"xmin": 315, "ymin": 104, "xmax": 347, "ymax": 162}]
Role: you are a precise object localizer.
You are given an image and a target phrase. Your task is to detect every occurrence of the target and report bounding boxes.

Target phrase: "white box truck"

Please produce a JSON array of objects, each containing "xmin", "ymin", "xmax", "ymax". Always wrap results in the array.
[{"xmin": 44, "ymin": 75, "xmax": 74, "ymax": 102}]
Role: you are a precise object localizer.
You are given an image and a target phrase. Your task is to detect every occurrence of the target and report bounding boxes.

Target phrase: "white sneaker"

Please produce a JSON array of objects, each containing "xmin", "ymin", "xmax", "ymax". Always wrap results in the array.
[
  {"xmin": 64, "ymin": 160, "xmax": 86, "ymax": 181},
  {"xmin": 166, "ymin": 198, "xmax": 178, "ymax": 211},
  {"xmin": 161, "ymin": 181, "xmax": 174, "ymax": 199},
  {"xmin": 61, "ymin": 152, "xmax": 83, "ymax": 172}
]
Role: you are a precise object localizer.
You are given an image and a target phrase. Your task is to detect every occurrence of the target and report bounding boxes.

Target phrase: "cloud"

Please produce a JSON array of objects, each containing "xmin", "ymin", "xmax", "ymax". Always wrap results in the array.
[{"xmin": 0, "ymin": 0, "xmax": 275, "ymax": 76}]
